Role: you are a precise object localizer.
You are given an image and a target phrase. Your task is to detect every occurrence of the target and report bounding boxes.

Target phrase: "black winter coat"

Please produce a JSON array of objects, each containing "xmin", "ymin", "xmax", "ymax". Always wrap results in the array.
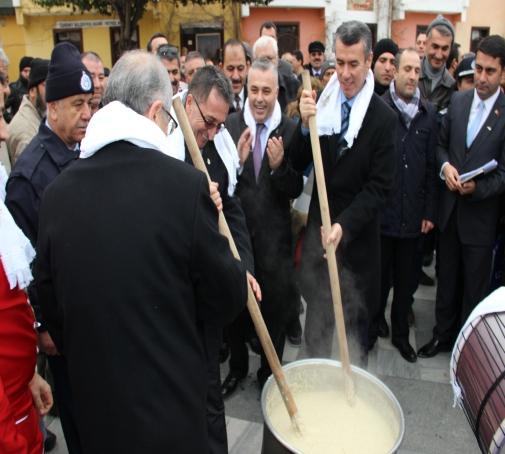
[
  {"xmin": 35, "ymin": 141, "xmax": 247, "ymax": 454},
  {"xmin": 380, "ymin": 90, "xmax": 439, "ymax": 237}
]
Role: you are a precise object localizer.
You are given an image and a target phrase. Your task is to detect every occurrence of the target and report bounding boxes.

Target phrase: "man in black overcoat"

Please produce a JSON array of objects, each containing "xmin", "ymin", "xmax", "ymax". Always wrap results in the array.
[
  {"xmin": 6, "ymin": 42, "xmax": 94, "ymax": 454},
  {"xmin": 418, "ymin": 35, "xmax": 505, "ymax": 358},
  {"xmin": 35, "ymin": 50, "xmax": 247, "ymax": 454},
  {"xmin": 225, "ymin": 58, "xmax": 303, "ymax": 392},
  {"xmin": 295, "ymin": 21, "xmax": 397, "ymax": 363}
]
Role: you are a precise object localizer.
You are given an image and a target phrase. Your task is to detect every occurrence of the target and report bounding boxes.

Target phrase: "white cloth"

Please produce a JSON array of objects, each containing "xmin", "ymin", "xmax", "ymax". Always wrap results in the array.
[
  {"xmin": 315, "ymin": 69, "xmax": 375, "ymax": 148},
  {"xmin": 167, "ymin": 90, "xmax": 240, "ymax": 196},
  {"xmin": 467, "ymin": 87, "xmax": 501, "ymax": 142},
  {"xmin": 450, "ymin": 286, "xmax": 505, "ymax": 407},
  {"xmin": 0, "ymin": 199, "xmax": 35, "ymax": 290},
  {"xmin": 80, "ymin": 101, "xmax": 174, "ymax": 159},
  {"xmin": 243, "ymin": 98, "xmax": 282, "ymax": 156}
]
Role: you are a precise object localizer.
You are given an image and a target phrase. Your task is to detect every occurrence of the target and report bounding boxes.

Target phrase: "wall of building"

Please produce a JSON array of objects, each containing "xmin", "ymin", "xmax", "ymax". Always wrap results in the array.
[
  {"xmin": 241, "ymin": 6, "xmax": 325, "ymax": 61},
  {"xmin": 455, "ymin": 0, "xmax": 505, "ymax": 53},
  {"xmin": 0, "ymin": 15, "xmax": 25, "ymax": 81},
  {"xmin": 391, "ymin": 12, "xmax": 460, "ymax": 50}
]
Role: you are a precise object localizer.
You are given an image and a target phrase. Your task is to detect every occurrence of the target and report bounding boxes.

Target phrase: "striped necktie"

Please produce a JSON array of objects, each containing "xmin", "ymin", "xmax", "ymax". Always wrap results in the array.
[{"xmin": 337, "ymin": 101, "xmax": 351, "ymax": 147}]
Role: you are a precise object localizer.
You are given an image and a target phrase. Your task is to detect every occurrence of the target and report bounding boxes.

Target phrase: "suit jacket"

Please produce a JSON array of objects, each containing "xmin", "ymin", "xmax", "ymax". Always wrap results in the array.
[
  {"xmin": 226, "ymin": 111, "xmax": 303, "ymax": 319},
  {"xmin": 35, "ymin": 141, "xmax": 247, "ymax": 454},
  {"xmin": 185, "ymin": 140, "xmax": 254, "ymax": 273},
  {"xmin": 290, "ymin": 93, "xmax": 397, "ymax": 318},
  {"xmin": 437, "ymin": 89, "xmax": 505, "ymax": 246}
]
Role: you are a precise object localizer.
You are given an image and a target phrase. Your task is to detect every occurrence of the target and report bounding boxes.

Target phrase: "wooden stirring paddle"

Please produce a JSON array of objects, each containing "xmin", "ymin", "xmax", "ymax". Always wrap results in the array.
[
  {"xmin": 172, "ymin": 97, "xmax": 302, "ymax": 432},
  {"xmin": 301, "ymin": 71, "xmax": 355, "ymax": 403}
]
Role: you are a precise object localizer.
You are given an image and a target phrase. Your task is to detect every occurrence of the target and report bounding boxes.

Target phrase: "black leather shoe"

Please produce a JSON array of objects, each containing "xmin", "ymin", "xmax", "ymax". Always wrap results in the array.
[
  {"xmin": 417, "ymin": 337, "xmax": 452, "ymax": 358},
  {"xmin": 392, "ymin": 338, "xmax": 417, "ymax": 363},
  {"xmin": 377, "ymin": 318, "xmax": 389, "ymax": 338},
  {"xmin": 247, "ymin": 337, "xmax": 262, "ymax": 355},
  {"xmin": 419, "ymin": 270, "xmax": 435, "ymax": 286},
  {"xmin": 44, "ymin": 428, "xmax": 57, "ymax": 452},
  {"xmin": 219, "ymin": 343, "xmax": 229, "ymax": 363},
  {"xmin": 286, "ymin": 318, "xmax": 302, "ymax": 346},
  {"xmin": 221, "ymin": 372, "xmax": 245, "ymax": 399}
]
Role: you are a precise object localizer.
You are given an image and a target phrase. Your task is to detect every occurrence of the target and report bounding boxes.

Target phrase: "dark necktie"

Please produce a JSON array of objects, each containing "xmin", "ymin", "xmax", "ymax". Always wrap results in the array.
[
  {"xmin": 337, "ymin": 101, "xmax": 351, "ymax": 147},
  {"xmin": 234, "ymin": 94, "xmax": 241, "ymax": 113},
  {"xmin": 253, "ymin": 124, "xmax": 264, "ymax": 181}
]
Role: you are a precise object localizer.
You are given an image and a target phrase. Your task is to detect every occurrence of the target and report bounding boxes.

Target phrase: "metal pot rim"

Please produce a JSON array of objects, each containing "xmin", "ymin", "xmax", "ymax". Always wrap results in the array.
[{"xmin": 260, "ymin": 358, "xmax": 405, "ymax": 454}]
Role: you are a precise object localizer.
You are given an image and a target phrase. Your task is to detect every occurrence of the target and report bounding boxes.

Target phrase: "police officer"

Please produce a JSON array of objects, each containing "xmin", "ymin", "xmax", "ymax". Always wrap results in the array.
[{"xmin": 5, "ymin": 41, "xmax": 94, "ymax": 454}]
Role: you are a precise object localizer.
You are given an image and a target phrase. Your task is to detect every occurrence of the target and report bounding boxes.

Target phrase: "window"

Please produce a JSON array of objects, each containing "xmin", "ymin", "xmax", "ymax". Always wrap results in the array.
[
  {"xmin": 470, "ymin": 27, "xmax": 490, "ymax": 53},
  {"xmin": 110, "ymin": 26, "xmax": 140, "ymax": 65},
  {"xmin": 275, "ymin": 23, "xmax": 299, "ymax": 56},
  {"xmin": 180, "ymin": 25, "xmax": 223, "ymax": 63},
  {"xmin": 54, "ymin": 29, "xmax": 83, "ymax": 53}
]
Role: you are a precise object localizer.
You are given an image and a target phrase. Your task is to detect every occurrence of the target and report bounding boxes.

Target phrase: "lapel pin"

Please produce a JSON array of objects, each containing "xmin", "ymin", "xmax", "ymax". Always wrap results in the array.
[
  {"xmin": 495, "ymin": 109, "xmax": 500, "ymax": 117},
  {"xmin": 487, "ymin": 126, "xmax": 492, "ymax": 131},
  {"xmin": 206, "ymin": 158, "xmax": 211, "ymax": 165}
]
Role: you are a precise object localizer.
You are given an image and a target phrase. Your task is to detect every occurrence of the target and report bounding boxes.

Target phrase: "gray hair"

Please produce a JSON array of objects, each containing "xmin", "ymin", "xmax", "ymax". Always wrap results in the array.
[
  {"xmin": 81, "ymin": 51, "xmax": 103, "ymax": 64},
  {"xmin": 428, "ymin": 25, "xmax": 453, "ymax": 40},
  {"xmin": 249, "ymin": 58, "xmax": 278, "ymax": 87},
  {"xmin": 188, "ymin": 65, "xmax": 233, "ymax": 105},
  {"xmin": 103, "ymin": 50, "xmax": 172, "ymax": 114},
  {"xmin": 0, "ymin": 48, "xmax": 9, "ymax": 66},
  {"xmin": 252, "ymin": 36, "xmax": 278, "ymax": 60},
  {"xmin": 185, "ymin": 51, "xmax": 205, "ymax": 64},
  {"xmin": 334, "ymin": 21, "xmax": 373, "ymax": 57}
]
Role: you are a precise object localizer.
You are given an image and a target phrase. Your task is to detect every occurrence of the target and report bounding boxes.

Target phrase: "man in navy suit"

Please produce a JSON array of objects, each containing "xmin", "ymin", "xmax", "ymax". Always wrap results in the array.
[{"xmin": 418, "ymin": 35, "xmax": 505, "ymax": 357}]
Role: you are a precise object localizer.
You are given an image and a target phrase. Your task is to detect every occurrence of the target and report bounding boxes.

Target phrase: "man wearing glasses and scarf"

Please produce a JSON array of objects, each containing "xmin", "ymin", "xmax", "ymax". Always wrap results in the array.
[{"xmin": 166, "ymin": 64, "xmax": 258, "ymax": 454}]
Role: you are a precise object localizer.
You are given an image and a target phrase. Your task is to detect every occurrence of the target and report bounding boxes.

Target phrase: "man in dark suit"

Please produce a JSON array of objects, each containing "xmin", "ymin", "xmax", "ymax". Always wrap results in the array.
[
  {"xmin": 224, "ymin": 58, "xmax": 303, "ymax": 393},
  {"xmin": 221, "ymin": 39, "xmax": 249, "ymax": 114},
  {"xmin": 35, "ymin": 50, "xmax": 247, "ymax": 454},
  {"xmin": 296, "ymin": 20, "xmax": 397, "ymax": 363},
  {"xmin": 167, "ymin": 65, "xmax": 257, "ymax": 454},
  {"xmin": 418, "ymin": 35, "xmax": 505, "ymax": 358}
]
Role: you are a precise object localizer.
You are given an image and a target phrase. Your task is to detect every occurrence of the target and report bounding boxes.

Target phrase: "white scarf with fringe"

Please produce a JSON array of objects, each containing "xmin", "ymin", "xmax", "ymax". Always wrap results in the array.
[{"xmin": 315, "ymin": 69, "xmax": 375, "ymax": 148}]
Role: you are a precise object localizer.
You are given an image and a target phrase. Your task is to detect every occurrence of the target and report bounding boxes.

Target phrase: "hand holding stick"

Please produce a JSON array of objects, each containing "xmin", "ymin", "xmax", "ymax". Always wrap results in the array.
[
  {"xmin": 301, "ymin": 70, "xmax": 355, "ymax": 403},
  {"xmin": 172, "ymin": 97, "xmax": 302, "ymax": 432}
]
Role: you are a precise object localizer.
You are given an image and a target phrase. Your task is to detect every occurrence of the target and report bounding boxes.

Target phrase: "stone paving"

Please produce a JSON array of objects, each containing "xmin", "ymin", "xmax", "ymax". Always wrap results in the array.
[{"xmin": 46, "ymin": 266, "xmax": 480, "ymax": 454}]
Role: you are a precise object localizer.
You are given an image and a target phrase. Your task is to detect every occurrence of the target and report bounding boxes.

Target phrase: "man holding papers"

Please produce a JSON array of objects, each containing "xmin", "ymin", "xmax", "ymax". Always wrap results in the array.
[{"xmin": 418, "ymin": 35, "xmax": 505, "ymax": 358}]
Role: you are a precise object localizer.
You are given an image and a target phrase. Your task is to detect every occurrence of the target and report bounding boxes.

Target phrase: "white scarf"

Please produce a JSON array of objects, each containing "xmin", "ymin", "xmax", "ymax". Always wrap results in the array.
[
  {"xmin": 450, "ymin": 286, "xmax": 505, "ymax": 408},
  {"xmin": 80, "ymin": 101, "xmax": 174, "ymax": 159},
  {"xmin": 316, "ymin": 69, "xmax": 375, "ymax": 148},
  {"xmin": 0, "ymin": 199, "xmax": 35, "ymax": 290},
  {"xmin": 167, "ymin": 90, "xmax": 240, "ymax": 196},
  {"xmin": 243, "ymin": 99, "xmax": 282, "ymax": 151}
]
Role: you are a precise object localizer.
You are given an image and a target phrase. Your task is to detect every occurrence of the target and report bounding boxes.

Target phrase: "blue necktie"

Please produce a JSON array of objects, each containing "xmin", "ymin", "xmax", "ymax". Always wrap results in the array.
[
  {"xmin": 466, "ymin": 101, "xmax": 485, "ymax": 148},
  {"xmin": 338, "ymin": 101, "xmax": 351, "ymax": 147}
]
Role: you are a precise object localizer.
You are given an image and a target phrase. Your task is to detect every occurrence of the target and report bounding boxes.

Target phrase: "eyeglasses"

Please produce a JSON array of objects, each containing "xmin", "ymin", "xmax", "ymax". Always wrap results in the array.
[
  {"xmin": 192, "ymin": 96, "xmax": 225, "ymax": 132},
  {"xmin": 161, "ymin": 105, "xmax": 178, "ymax": 135}
]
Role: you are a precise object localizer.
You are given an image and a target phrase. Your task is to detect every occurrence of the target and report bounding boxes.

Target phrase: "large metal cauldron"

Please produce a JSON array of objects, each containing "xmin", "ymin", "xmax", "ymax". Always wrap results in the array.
[{"xmin": 260, "ymin": 359, "xmax": 405, "ymax": 454}]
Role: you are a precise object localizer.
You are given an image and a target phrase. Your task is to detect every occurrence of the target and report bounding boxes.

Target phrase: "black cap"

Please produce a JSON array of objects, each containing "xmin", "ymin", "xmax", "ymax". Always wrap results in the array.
[
  {"xmin": 28, "ymin": 58, "xmax": 49, "ymax": 89},
  {"xmin": 309, "ymin": 41, "xmax": 325, "ymax": 54},
  {"xmin": 45, "ymin": 42, "xmax": 94, "ymax": 102},
  {"xmin": 19, "ymin": 56, "xmax": 33, "ymax": 72},
  {"xmin": 372, "ymin": 39, "xmax": 399, "ymax": 67},
  {"xmin": 455, "ymin": 56, "xmax": 475, "ymax": 80}
]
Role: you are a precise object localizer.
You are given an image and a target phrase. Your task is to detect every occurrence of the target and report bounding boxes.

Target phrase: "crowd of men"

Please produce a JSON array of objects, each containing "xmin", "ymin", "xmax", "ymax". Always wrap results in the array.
[{"xmin": 1, "ymin": 13, "xmax": 505, "ymax": 454}]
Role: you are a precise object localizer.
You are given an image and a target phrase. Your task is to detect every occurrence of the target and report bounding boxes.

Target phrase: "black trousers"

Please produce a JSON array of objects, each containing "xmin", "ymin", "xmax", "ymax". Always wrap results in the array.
[
  {"xmin": 204, "ymin": 326, "xmax": 228, "ymax": 454},
  {"xmin": 434, "ymin": 212, "xmax": 493, "ymax": 342},
  {"xmin": 227, "ymin": 265, "xmax": 294, "ymax": 386},
  {"xmin": 378, "ymin": 235, "xmax": 419, "ymax": 340},
  {"xmin": 47, "ymin": 355, "xmax": 82, "ymax": 454}
]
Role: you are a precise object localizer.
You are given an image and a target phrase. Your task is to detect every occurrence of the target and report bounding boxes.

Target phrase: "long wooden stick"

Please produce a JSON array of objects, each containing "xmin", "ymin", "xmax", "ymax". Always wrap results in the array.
[
  {"xmin": 172, "ymin": 97, "xmax": 301, "ymax": 430},
  {"xmin": 301, "ymin": 71, "xmax": 355, "ymax": 400}
]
